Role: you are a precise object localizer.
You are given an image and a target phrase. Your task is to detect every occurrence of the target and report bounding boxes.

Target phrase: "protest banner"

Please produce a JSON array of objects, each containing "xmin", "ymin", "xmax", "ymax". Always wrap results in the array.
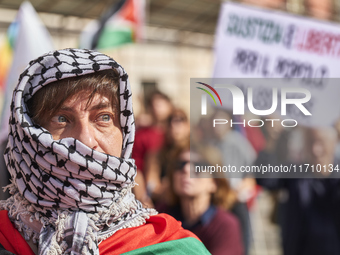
[{"xmin": 211, "ymin": 2, "xmax": 340, "ymax": 127}]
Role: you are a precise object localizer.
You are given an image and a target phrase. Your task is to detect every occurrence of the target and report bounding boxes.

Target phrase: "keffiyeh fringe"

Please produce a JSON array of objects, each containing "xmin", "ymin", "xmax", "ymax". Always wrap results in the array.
[{"xmin": 1, "ymin": 183, "xmax": 157, "ymax": 255}]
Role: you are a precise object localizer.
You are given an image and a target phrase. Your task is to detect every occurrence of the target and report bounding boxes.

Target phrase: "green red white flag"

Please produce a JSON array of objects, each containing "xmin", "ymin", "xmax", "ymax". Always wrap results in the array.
[{"xmin": 80, "ymin": 0, "xmax": 145, "ymax": 49}]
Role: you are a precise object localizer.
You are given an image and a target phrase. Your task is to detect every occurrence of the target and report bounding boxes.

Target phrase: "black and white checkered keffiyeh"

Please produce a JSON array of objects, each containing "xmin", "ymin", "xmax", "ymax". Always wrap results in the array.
[{"xmin": 0, "ymin": 48, "xmax": 156, "ymax": 255}]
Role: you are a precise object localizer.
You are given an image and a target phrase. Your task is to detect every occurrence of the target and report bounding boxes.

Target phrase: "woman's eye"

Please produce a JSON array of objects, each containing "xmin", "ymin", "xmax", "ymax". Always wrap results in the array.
[
  {"xmin": 52, "ymin": 115, "xmax": 67, "ymax": 123},
  {"xmin": 98, "ymin": 114, "xmax": 111, "ymax": 122},
  {"xmin": 58, "ymin": 116, "xmax": 67, "ymax": 122}
]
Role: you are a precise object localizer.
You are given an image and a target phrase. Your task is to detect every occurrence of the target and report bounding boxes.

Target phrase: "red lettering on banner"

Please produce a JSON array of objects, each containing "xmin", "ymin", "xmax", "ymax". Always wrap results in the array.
[{"xmin": 295, "ymin": 29, "xmax": 340, "ymax": 57}]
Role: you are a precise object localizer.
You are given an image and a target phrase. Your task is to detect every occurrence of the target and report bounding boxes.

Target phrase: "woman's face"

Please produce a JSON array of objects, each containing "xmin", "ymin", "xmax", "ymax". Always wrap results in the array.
[
  {"xmin": 173, "ymin": 151, "xmax": 216, "ymax": 198},
  {"xmin": 151, "ymin": 96, "xmax": 172, "ymax": 122},
  {"xmin": 39, "ymin": 92, "xmax": 123, "ymax": 157},
  {"xmin": 169, "ymin": 115, "xmax": 190, "ymax": 142}
]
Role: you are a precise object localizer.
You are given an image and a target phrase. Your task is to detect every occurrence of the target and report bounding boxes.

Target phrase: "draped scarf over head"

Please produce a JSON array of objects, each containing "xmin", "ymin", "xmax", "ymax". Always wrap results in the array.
[{"xmin": 0, "ymin": 48, "xmax": 156, "ymax": 255}]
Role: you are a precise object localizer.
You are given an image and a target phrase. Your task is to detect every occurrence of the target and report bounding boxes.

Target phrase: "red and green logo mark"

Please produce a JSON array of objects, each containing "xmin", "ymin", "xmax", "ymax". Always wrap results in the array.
[{"xmin": 196, "ymin": 82, "xmax": 222, "ymax": 106}]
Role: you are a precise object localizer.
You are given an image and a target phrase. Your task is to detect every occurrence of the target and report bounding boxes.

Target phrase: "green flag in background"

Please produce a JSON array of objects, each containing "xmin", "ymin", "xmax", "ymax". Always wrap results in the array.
[{"xmin": 80, "ymin": 0, "xmax": 145, "ymax": 50}]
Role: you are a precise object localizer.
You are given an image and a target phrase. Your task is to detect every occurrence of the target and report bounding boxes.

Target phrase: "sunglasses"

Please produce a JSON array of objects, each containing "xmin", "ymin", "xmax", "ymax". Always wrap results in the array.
[
  {"xmin": 175, "ymin": 160, "xmax": 210, "ymax": 171},
  {"xmin": 169, "ymin": 116, "xmax": 187, "ymax": 124}
]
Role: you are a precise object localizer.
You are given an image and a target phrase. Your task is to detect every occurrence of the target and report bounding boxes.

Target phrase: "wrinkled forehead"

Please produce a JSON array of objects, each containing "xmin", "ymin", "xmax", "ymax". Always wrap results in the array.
[{"xmin": 61, "ymin": 91, "xmax": 114, "ymax": 111}]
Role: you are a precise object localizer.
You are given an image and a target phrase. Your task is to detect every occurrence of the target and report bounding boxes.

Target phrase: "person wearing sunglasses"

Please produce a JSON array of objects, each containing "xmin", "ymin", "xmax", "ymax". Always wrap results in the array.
[{"xmin": 164, "ymin": 143, "xmax": 244, "ymax": 255}]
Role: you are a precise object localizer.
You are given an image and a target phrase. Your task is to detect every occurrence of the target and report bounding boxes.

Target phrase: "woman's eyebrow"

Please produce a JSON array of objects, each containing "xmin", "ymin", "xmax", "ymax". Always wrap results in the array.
[
  {"xmin": 89, "ymin": 102, "xmax": 112, "ymax": 111},
  {"xmin": 59, "ymin": 102, "xmax": 112, "ymax": 112},
  {"xmin": 59, "ymin": 106, "xmax": 74, "ymax": 112}
]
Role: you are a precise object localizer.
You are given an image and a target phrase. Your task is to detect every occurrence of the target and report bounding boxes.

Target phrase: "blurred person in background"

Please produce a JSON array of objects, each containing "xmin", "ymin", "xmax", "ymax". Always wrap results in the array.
[
  {"xmin": 211, "ymin": 109, "xmax": 257, "ymax": 178},
  {"xmin": 144, "ymin": 108, "xmax": 190, "ymax": 205},
  {"xmin": 0, "ymin": 48, "xmax": 210, "ymax": 255},
  {"xmin": 132, "ymin": 91, "xmax": 173, "ymax": 206},
  {"xmin": 255, "ymin": 115, "xmax": 288, "ymax": 224},
  {"xmin": 133, "ymin": 91, "xmax": 173, "ymax": 173},
  {"xmin": 210, "ymin": 108, "xmax": 256, "ymax": 255},
  {"xmin": 162, "ymin": 143, "xmax": 243, "ymax": 255},
  {"xmin": 257, "ymin": 127, "xmax": 340, "ymax": 255},
  {"xmin": 255, "ymin": 115, "xmax": 287, "ymax": 167},
  {"xmin": 333, "ymin": 117, "xmax": 340, "ymax": 165},
  {"xmin": 242, "ymin": 113, "xmax": 266, "ymax": 155}
]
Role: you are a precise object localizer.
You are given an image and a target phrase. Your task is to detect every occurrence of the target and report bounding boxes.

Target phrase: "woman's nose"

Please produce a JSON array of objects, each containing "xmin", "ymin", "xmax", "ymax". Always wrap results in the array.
[
  {"xmin": 74, "ymin": 121, "xmax": 99, "ymax": 150},
  {"xmin": 183, "ymin": 162, "xmax": 191, "ymax": 175}
]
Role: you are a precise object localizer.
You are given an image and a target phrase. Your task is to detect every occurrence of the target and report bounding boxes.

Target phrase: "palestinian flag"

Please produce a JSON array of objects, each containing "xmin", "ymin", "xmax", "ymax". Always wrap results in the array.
[
  {"xmin": 98, "ymin": 213, "xmax": 212, "ymax": 254},
  {"xmin": 0, "ymin": 211, "xmax": 211, "ymax": 254},
  {"xmin": 80, "ymin": 0, "xmax": 145, "ymax": 50}
]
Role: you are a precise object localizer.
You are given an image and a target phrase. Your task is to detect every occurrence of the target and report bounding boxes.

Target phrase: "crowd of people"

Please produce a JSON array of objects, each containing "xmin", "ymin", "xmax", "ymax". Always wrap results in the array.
[
  {"xmin": 1, "ymin": 48, "xmax": 339, "ymax": 254},
  {"xmin": 132, "ymin": 97, "xmax": 246, "ymax": 255},
  {"xmin": 0, "ymin": 0, "xmax": 339, "ymax": 254},
  {"xmin": 132, "ymin": 90, "xmax": 340, "ymax": 255}
]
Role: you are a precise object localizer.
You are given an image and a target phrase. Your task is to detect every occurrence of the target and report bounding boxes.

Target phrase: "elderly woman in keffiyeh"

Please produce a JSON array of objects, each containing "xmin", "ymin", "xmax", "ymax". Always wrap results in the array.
[{"xmin": 0, "ymin": 49, "xmax": 209, "ymax": 255}]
